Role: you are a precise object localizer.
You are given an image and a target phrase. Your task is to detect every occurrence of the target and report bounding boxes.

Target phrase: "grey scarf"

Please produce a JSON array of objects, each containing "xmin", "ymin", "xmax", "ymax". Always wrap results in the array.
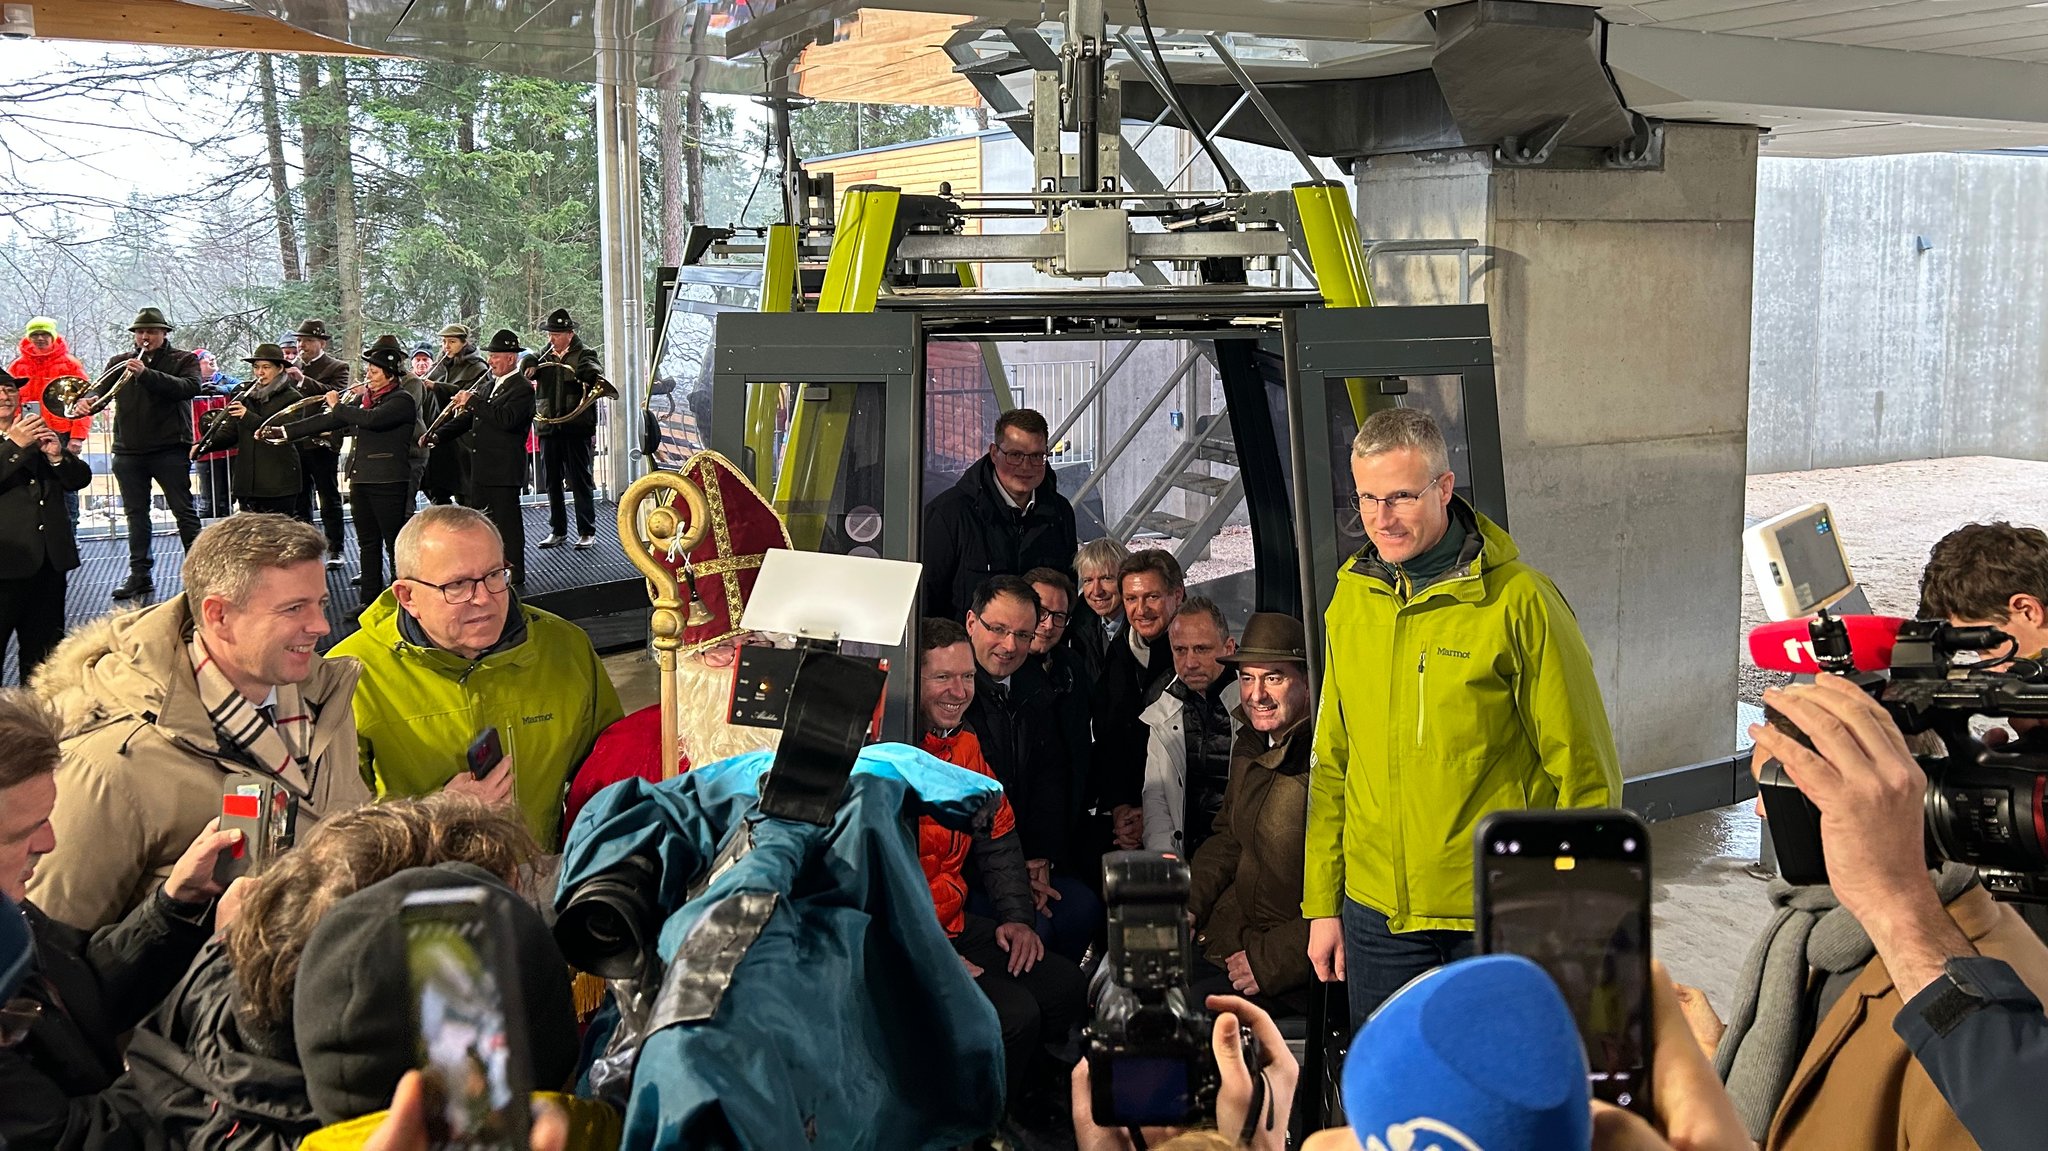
[{"xmin": 1714, "ymin": 862, "xmax": 1979, "ymax": 1139}]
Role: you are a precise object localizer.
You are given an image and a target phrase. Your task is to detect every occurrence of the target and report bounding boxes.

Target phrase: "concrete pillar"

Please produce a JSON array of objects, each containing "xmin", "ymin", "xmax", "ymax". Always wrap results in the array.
[
  {"xmin": 594, "ymin": 30, "xmax": 647, "ymax": 499},
  {"xmin": 1357, "ymin": 123, "xmax": 1759, "ymax": 779}
]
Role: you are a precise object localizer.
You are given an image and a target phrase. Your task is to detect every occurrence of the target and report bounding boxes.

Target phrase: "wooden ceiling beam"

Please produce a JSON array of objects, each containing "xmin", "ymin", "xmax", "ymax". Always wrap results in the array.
[{"xmin": 23, "ymin": 0, "xmax": 393, "ymax": 57}]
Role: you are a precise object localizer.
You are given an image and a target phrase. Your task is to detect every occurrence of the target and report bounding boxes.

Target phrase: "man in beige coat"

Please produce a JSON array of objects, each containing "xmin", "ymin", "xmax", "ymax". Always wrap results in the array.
[{"xmin": 27, "ymin": 513, "xmax": 369, "ymax": 929}]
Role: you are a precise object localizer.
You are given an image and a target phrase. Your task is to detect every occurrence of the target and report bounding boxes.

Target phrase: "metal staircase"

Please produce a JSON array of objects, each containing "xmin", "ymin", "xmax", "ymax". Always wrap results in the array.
[{"xmin": 1116, "ymin": 411, "xmax": 1245, "ymax": 565}]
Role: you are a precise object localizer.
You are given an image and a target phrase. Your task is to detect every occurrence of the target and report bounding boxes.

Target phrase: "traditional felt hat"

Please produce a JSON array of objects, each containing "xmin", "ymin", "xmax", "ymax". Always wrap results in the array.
[
  {"xmin": 363, "ymin": 338, "xmax": 408, "ymax": 376},
  {"xmin": 244, "ymin": 343, "xmax": 288, "ymax": 365},
  {"xmin": 437, "ymin": 323, "xmax": 471, "ymax": 340},
  {"xmin": 483, "ymin": 328, "xmax": 524, "ymax": 354},
  {"xmin": 657, "ymin": 449, "xmax": 793, "ymax": 654},
  {"xmin": 0, "ymin": 367, "xmax": 26, "ymax": 389},
  {"xmin": 366, "ymin": 333, "xmax": 406, "ymax": 355},
  {"xmin": 1219, "ymin": 612, "xmax": 1309, "ymax": 666},
  {"xmin": 23, "ymin": 317, "xmax": 56, "ymax": 338},
  {"xmin": 295, "ymin": 319, "xmax": 331, "ymax": 340},
  {"xmin": 128, "ymin": 307, "xmax": 173, "ymax": 332},
  {"xmin": 542, "ymin": 307, "xmax": 576, "ymax": 333}
]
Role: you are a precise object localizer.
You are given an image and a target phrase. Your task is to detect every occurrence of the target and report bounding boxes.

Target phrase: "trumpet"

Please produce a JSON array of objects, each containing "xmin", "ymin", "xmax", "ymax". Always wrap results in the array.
[
  {"xmin": 44, "ymin": 344, "xmax": 144, "ymax": 421},
  {"xmin": 255, "ymin": 382, "xmax": 368, "ymax": 443}
]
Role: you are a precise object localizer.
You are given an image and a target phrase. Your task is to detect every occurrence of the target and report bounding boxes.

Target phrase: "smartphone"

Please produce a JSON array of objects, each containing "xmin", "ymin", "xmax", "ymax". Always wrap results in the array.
[
  {"xmin": 466, "ymin": 727, "xmax": 504, "ymax": 780},
  {"xmin": 20, "ymin": 401, "xmax": 38, "ymax": 418},
  {"xmin": 215, "ymin": 778, "xmax": 299, "ymax": 885},
  {"xmin": 402, "ymin": 886, "xmax": 532, "ymax": 1151},
  {"xmin": 1475, "ymin": 809, "xmax": 1654, "ymax": 1118}
]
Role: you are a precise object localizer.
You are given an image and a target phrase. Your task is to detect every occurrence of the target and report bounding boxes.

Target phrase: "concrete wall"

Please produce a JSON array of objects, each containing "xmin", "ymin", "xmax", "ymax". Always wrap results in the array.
[
  {"xmin": 1359, "ymin": 124, "xmax": 1759, "ymax": 779},
  {"xmin": 1748, "ymin": 153, "xmax": 2048, "ymax": 474}
]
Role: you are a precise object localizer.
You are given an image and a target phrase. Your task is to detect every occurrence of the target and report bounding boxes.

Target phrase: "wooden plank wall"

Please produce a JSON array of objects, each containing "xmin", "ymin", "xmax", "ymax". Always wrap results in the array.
[
  {"xmin": 805, "ymin": 135, "xmax": 986, "ymax": 234},
  {"xmin": 794, "ymin": 10, "xmax": 980, "ymax": 109}
]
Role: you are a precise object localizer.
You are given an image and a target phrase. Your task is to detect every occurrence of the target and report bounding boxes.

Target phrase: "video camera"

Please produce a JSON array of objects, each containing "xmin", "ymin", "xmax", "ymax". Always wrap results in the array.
[
  {"xmin": 1084, "ymin": 852, "xmax": 1256, "ymax": 1128},
  {"xmin": 1755, "ymin": 610, "xmax": 2048, "ymax": 901}
]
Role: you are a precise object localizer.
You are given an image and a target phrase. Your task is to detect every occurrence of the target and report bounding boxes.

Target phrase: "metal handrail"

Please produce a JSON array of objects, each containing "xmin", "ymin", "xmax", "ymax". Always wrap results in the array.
[
  {"xmin": 1049, "ymin": 339, "xmax": 1142, "ymax": 449},
  {"xmin": 1072, "ymin": 345, "xmax": 1204, "ymax": 507}
]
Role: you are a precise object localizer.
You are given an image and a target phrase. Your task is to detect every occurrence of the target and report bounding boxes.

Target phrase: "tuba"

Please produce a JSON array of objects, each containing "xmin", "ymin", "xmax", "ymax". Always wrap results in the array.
[
  {"xmin": 617, "ymin": 469, "xmax": 713, "ymax": 781},
  {"xmin": 532, "ymin": 361, "xmax": 618, "ymax": 428}
]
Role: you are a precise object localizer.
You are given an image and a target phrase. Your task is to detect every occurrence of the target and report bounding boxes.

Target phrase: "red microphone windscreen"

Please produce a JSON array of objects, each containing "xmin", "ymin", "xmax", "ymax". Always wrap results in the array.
[{"xmin": 1748, "ymin": 615, "xmax": 1907, "ymax": 673}]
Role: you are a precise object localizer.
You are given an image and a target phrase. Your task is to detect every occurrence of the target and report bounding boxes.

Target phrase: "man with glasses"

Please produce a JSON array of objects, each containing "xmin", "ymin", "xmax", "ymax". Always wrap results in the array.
[
  {"xmin": 332, "ymin": 505, "xmax": 622, "ymax": 851},
  {"xmin": 1304, "ymin": 407, "xmax": 1619, "ymax": 1030},
  {"xmin": 964, "ymin": 575, "xmax": 1100, "ymax": 962},
  {"xmin": 921, "ymin": 408, "xmax": 1078, "ymax": 622}
]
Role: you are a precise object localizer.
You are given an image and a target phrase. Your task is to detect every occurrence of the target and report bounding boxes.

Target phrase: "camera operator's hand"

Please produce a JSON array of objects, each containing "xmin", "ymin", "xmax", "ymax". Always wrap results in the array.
[
  {"xmin": 443, "ymin": 756, "xmax": 516, "ymax": 808},
  {"xmin": 1590, "ymin": 962, "xmax": 1752, "ymax": 1151},
  {"xmin": 164, "ymin": 819, "xmax": 242, "ymax": 906},
  {"xmin": 1112, "ymin": 805, "xmax": 1144, "ymax": 851},
  {"xmin": 1069, "ymin": 996, "xmax": 1299, "ymax": 1151},
  {"xmin": 364, "ymin": 1071, "xmax": 567, "ymax": 1151},
  {"xmin": 1308, "ymin": 916, "xmax": 1345, "ymax": 983},
  {"xmin": 995, "ymin": 921, "xmax": 1044, "ymax": 976},
  {"xmin": 1749, "ymin": 675, "xmax": 1976, "ymax": 998}
]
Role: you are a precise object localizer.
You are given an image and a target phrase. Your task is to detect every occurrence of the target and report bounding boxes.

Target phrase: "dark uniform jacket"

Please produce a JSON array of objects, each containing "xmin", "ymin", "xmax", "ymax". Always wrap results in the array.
[
  {"xmin": 291, "ymin": 353, "xmax": 351, "ymax": 452},
  {"xmin": 1091, "ymin": 626, "xmax": 1174, "ymax": 813},
  {"xmin": 0, "ymin": 436, "xmax": 90, "ymax": 579},
  {"xmin": 962, "ymin": 658, "xmax": 1071, "ymax": 865},
  {"xmin": 0, "ymin": 895, "xmax": 212, "ymax": 1151},
  {"xmin": 275, "ymin": 384, "xmax": 419, "ymax": 486},
  {"xmin": 423, "ymin": 347, "xmax": 488, "ymax": 489},
  {"xmin": 206, "ymin": 380, "xmax": 304, "ymax": 499},
  {"xmin": 1186, "ymin": 712, "xmax": 1314, "ymax": 1001},
  {"xmin": 101, "ymin": 345, "xmax": 201, "ymax": 455},
  {"xmin": 533, "ymin": 336, "xmax": 600, "ymax": 438},
  {"xmin": 920, "ymin": 455, "xmax": 1078, "ymax": 622},
  {"xmin": 440, "ymin": 369, "xmax": 536, "ymax": 489}
]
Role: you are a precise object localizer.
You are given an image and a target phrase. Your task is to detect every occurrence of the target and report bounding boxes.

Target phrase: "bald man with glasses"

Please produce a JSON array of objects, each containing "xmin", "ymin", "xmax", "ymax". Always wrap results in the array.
[{"xmin": 330, "ymin": 505, "xmax": 622, "ymax": 851}]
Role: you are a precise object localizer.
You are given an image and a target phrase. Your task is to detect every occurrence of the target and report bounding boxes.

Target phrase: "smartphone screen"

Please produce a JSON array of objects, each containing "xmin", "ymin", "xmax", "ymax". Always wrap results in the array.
[
  {"xmin": 20, "ymin": 401, "xmax": 38, "ymax": 418},
  {"xmin": 402, "ymin": 888, "xmax": 530, "ymax": 1151},
  {"xmin": 1476, "ymin": 810, "xmax": 1653, "ymax": 1116},
  {"xmin": 466, "ymin": 727, "xmax": 504, "ymax": 780}
]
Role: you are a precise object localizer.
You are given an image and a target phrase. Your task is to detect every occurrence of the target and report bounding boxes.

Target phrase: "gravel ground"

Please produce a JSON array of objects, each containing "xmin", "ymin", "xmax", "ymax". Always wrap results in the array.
[
  {"xmin": 1740, "ymin": 456, "xmax": 2048, "ymax": 702},
  {"xmin": 1174, "ymin": 458, "xmax": 2048, "ymax": 706}
]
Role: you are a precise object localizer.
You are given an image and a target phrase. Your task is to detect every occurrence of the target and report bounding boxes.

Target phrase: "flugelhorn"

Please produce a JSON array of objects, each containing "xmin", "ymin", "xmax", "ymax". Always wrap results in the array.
[
  {"xmin": 420, "ymin": 381, "xmax": 477, "ymax": 448},
  {"xmin": 255, "ymin": 381, "xmax": 368, "ymax": 442}
]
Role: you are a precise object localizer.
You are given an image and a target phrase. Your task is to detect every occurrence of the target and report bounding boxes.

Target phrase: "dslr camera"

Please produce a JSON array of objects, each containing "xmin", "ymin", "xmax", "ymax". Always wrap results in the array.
[
  {"xmin": 1760, "ymin": 611, "xmax": 2048, "ymax": 900},
  {"xmin": 1085, "ymin": 851, "xmax": 1256, "ymax": 1128}
]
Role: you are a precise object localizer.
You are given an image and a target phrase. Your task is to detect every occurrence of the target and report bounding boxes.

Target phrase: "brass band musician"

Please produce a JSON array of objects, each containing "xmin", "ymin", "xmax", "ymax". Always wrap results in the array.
[
  {"xmin": 289, "ymin": 319, "xmax": 350, "ymax": 568},
  {"xmin": 199, "ymin": 344, "xmax": 304, "ymax": 516},
  {"xmin": 422, "ymin": 323, "xmax": 487, "ymax": 506},
  {"xmin": 90, "ymin": 308, "xmax": 202, "ymax": 602},
  {"xmin": 432, "ymin": 328, "xmax": 535, "ymax": 587},
  {"xmin": 533, "ymin": 307, "xmax": 602, "ymax": 551}
]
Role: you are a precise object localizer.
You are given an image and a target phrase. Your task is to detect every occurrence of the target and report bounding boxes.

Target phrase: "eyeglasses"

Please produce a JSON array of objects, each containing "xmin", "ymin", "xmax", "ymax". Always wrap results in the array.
[
  {"xmin": 407, "ymin": 566, "xmax": 513, "ymax": 604},
  {"xmin": 995, "ymin": 448, "xmax": 1051, "ymax": 466},
  {"xmin": 1355, "ymin": 474, "xmax": 1446, "ymax": 512},
  {"xmin": 971, "ymin": 614, "xmax": 1035, "ymax": 643},
  {"xmin": 1036, "ymin": 610, "xmax": 1070, "ymax": 629}
]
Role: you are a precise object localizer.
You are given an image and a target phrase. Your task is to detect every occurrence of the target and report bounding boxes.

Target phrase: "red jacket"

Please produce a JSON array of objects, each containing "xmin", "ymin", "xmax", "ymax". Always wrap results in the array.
[
  {"xmin": 564, "ymin": 705, "xmax": 682, "ymax": 833},
  {"xmin": 9, "ymin": 335, "xmax": 90, "ymax": 439},
  {"xmin": 919, "ymin": 728, "xmax": 1015, "ymax": 938}
]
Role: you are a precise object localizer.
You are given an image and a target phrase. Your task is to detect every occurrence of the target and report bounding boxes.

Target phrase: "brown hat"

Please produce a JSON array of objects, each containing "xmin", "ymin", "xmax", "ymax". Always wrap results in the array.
[
  {"xmin": 128, "ymin": 307, "xmax": 173, "ymax": 332},
  {"xmin": 437, "ymin": 323, "xmax": 471, "ymax": 340},
  {"xmin": 244, "ymin": 343, "xmax": 289, "ymax": 366},
  {"xmin": 295, "ymin": 319, "xmax": 331, "ymax": 340},
  {"xmin": 1218, "ymin": 612, "xmax": 1308, "ymax": 667}
]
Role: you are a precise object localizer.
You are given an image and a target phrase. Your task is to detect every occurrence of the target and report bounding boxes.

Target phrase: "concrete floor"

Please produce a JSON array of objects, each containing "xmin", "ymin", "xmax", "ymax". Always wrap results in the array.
[{"xmin": 606, "ymin": 647, "xmax": 1777, "ymax": 1016}]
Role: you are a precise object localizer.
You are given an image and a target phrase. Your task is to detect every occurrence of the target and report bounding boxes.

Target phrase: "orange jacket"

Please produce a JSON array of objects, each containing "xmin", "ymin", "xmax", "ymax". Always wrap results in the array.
[
  {"xmin": 9, "ymin": 335, "xmax": 90, "ymax": 439},
  {"xmin": 918, "ymin": 728, "xmax": 1015, "ymax": 937}
]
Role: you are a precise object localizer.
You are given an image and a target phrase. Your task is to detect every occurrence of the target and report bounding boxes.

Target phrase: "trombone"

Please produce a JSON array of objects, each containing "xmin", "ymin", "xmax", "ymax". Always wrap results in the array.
[{"xmin": 43, "ymin": 345, "xmax": 145, "ymax": 421}]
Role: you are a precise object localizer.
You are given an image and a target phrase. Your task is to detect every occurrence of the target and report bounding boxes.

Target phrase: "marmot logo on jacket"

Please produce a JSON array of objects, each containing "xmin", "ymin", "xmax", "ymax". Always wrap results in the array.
[
  {"xmin": 1435, "ymin": 646, "xmax": 1471, "ymax": 659},
  {"xmin": 524, "ymin": 712, "xmax": 554, "ymax": 724}
]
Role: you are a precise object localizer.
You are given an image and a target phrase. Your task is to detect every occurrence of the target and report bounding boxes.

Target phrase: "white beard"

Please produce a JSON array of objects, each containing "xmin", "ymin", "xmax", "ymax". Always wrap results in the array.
[{"xmin": 674, "ymin": 652, "xmax": 782, "ymax": 766}]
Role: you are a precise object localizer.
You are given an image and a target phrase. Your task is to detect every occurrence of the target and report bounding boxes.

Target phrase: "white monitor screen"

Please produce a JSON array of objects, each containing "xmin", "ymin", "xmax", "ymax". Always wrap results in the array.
[
  {"xmin": 740, "ymin": 548, "xmax": 922, "ymax": 647},
  {"xmin": 1744, "ymin": 503, "xmax": 1856, "ymax": 620}
]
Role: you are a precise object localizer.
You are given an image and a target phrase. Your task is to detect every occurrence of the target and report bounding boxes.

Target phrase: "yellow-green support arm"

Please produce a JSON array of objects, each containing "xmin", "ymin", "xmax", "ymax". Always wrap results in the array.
[{"xmin": 1293, "ymin": 180, "xmax": 1390, "ymax": 422}]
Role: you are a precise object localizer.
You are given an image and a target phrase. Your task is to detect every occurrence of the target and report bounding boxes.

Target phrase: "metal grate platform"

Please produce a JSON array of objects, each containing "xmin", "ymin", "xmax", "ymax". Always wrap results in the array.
[{"xmin": 4, "ymin": 500, "xmax": 648, "ymax": 684}]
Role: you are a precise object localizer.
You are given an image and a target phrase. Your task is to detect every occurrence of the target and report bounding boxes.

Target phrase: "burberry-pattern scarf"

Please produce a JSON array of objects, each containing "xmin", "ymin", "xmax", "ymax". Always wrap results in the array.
[{"xmin": 188, "ymin": 633, "xmax": 315, "ymax": 796}]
